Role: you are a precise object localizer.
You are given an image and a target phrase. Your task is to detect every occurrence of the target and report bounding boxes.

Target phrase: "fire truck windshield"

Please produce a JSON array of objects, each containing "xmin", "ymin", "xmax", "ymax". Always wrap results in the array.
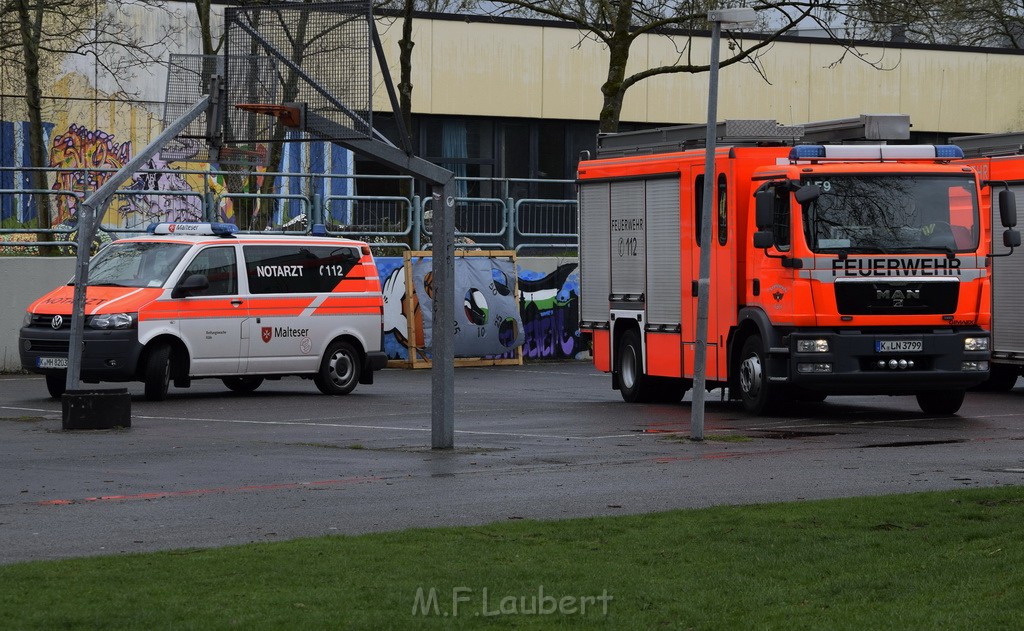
[{"xmin": 800, "ymin": 174, "xmax": 979, "ymax": 254}]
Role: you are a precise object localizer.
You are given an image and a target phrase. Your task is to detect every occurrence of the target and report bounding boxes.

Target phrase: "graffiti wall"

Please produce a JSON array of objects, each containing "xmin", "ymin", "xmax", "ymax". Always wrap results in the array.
[{"xmin": 377, "ymin": 256, "xmax": 583, "ymax": 362}]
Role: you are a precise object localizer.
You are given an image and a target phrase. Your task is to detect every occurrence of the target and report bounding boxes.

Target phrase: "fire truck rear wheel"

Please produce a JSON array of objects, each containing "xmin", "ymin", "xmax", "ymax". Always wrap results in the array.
[
  {"xmin": 916, "ymin": 389, "xmax": 965, "ymax": 416},
  {"xmin": 738, "ymin": 335, "xmax": 782, "ymax": 415},
  {"xmin": 143, "ymin": 343, "xmax": 171, "ymax": 401},
  {"xmin": 618, "ymin": 328, "xmax": 654, "ymax": 403},
  {"xmin": 315, "ymin": 340, "xmax": 361, "ymax": 396}
]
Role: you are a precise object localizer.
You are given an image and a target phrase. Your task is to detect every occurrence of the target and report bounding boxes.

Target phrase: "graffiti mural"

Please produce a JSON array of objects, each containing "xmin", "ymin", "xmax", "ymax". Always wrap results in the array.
[
  {"xmin": 378, "ymin": 258, "xmax": 582, "ymax": 361},
  {"xmin": 117, "ymin": 154, "xmax": 203, "ymax": 228},
  {"xmin": 48, "ymin": 124, "xmax": 132, "ymax": 225},
  {"xmin": 0, "ymin": 120, "xmax": 55, "ymax": 224},
  {"xmin": 518, "ymin": 263, "xmax": 581, "ymax": 359}
]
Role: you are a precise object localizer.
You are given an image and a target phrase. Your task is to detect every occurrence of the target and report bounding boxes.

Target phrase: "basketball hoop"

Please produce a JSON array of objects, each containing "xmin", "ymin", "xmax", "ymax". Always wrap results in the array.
[{"xmin": 236, "ymin": 103, "xmax": 303, "ymax": 129}]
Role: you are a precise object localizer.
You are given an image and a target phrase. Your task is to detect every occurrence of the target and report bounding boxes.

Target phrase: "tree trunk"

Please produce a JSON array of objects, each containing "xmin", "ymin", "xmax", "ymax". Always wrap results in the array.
[
  {"xmin": 597, "ymin": 1, "xmax": 634, "ymax": 134},
  {"xmin": 17, "ymin": 0, "xmax": 56, "ymax": 255},
  {"xmin": 398, "ymin": 0, "xmax": 415, "ymax": 149}
]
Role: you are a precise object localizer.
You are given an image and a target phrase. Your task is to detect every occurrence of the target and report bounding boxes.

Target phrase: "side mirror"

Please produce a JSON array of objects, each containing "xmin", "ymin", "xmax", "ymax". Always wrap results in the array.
[
  {"xmin": 753, "ymin": 230, "xmax": 775, "ymax": 249},
  {"xmin": 794, "ymin": 184, "xmax": 822, "ymax": 205},
  {"xmin": 999, "ymin": 189, "xmax": 1017, "ymax": 228},
  {"xmin": 754, "ymin": 190, "xmax": 774, "ymax": 230},
  {"xmin": 1004, "ymin": 229, "xmax": 1021, "ymax": 249},
  {"xmin": 171, "ymin": 273, "xmax": 209, "ymax": 299}
]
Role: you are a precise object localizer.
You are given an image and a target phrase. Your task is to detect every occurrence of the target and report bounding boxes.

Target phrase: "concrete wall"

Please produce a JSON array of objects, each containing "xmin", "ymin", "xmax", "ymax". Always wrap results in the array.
[
  {"xmin": 1, "ymin": 258, "xmax": 75, "ymax": 371},
  {"xmin": 377, "ymin": 16, "xmax": 1024, "ymax": 132}
]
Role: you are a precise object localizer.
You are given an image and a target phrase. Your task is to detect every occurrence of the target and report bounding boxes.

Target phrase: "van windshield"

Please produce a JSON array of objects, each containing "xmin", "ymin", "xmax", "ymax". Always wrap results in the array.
[
  {"xmin": 85, "ymin": 242, "xmax": 191, "ymax": 288},
  {"xmin": 800, "ymin": 174, "xmax": 979, "ymax": 254}
]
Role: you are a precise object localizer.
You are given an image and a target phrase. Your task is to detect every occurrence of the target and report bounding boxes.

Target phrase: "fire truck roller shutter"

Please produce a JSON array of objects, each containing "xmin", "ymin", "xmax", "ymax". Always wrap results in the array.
[{"xmin": 579, "ymin": 182, "xmax": 611, "ymax": 327}]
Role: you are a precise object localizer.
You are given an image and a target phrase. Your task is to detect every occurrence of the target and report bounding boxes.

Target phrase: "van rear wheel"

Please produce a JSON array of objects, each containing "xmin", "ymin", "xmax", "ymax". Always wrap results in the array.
[
  {"xmin": 222, "ymin": 377, "xmax": 264, "ymax": 393},
  {"xmin": 314, "ymin": 340, "xmax": 361, "ymax": 396},
  {"xmin": 143, "ymin": 343, "xmax": 171, "ymax": 401},
  {"xmin": 45, "ymin": 372, "xmax": 66, "ymax": 399}
]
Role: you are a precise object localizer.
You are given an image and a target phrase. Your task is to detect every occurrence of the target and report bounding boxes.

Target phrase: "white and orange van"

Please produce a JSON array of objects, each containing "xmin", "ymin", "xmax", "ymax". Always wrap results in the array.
[{"xmin": 19, "ymin": 222, "xmax": 387, "ymax": 400}]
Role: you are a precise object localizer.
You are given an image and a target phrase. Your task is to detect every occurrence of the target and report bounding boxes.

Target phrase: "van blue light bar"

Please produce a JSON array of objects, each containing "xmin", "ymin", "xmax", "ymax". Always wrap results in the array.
[
  {"xmin": 146, "ymin": 222, "xmax": 238, "ymax": 236},
  {"xmin": 789, "ymin": 144, "xmax": 965, "ymax": 161}
]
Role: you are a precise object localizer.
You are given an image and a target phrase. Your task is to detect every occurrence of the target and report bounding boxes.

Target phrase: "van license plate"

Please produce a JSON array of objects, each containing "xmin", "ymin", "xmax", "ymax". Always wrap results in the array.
[
  {"xmin": 37, "ymin": 357, "xmax": 68, "ymax": 369},
  {"xmin": 876, "ymin": 340, "xmax": 922, "ymax": 353}
]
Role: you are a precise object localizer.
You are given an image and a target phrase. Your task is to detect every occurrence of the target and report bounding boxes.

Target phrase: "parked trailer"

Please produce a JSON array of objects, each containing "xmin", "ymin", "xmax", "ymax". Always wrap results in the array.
[{"xmin": 579, "ymin": 120, "xmax": 1019, "ymax": 416}]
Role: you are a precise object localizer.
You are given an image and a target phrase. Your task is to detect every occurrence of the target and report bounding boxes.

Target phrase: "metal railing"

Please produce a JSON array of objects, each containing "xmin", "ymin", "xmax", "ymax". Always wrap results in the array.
[{"xmin": 0, "ymin": 167, "xmax": 579, "ymax": 255}]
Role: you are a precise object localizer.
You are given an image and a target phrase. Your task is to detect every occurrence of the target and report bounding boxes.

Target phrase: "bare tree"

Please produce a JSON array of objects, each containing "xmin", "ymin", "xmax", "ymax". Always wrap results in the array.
[
  {"xmin": 0, "ymin": 0, "xmax": 178, "ymax": 251},
  {"xmin": 841, "ymin": 1, "xmax": 1024, "ymax": 47},
  {"xmin": 487, "ymin": 0, "xmax": 889, "ymax": 132},
  {"xmin": 373, "ymin": 0, "xmax": 477, "ymax": 149}
]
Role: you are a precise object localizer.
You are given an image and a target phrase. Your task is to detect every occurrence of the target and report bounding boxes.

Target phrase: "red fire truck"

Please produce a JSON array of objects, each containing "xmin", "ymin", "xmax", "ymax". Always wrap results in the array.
[
  {"xmin": 578, "ymin": 119, "xmax": 1019, "ymax": 416},
  {"xmin": 952, "ymin": 132, "xmax": 1024, "ymax": 390}
]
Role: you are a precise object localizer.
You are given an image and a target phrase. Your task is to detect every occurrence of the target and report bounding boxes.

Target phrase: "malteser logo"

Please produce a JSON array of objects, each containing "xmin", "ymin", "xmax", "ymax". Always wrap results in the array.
[
  {"xmin": 168, "ymin": 224, "xmax": 176, "ymax": 233},
  {"xmin": 261, "ymin": 327, "xmax": 273, "ymax": 343}
]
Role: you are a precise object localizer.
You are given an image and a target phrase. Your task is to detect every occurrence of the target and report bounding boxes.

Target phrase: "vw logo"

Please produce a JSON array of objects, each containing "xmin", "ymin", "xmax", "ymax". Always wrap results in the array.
[{"xmin": 51, "ymin": 315, "xmax": 63, "ymax": 330}]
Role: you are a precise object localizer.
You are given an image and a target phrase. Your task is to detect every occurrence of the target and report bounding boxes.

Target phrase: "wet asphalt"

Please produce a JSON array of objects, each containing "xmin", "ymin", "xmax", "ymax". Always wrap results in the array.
[{"xmin": 1, "ymin": 361, "xmax": 1023, "ymax": 565}]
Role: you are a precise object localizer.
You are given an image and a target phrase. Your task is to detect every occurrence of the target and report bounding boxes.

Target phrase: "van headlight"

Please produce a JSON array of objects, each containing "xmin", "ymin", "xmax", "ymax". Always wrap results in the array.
[
  {"xmin": 88, "ymin": 313, "xmax": 138, "ymax": 330},
  {"xmin": 23, "ymin": 311, "xmax": 32, "ymax": 326}
]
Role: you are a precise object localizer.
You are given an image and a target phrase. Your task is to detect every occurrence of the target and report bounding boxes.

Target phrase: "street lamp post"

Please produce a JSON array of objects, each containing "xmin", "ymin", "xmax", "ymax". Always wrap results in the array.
[{"xmin": 691, "ymin": 8, "xmax": 757, "ymax": 441}]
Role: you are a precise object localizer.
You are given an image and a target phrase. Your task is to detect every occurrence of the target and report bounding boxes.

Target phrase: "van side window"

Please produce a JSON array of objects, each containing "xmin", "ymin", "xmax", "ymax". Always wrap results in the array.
[
  {"xmin": 183, "ymin": 247, "xmax": 238, "ymax": 296},
  {"xmin": 244, "ymin": 245, "xmax": 361, "ymax": 294}
]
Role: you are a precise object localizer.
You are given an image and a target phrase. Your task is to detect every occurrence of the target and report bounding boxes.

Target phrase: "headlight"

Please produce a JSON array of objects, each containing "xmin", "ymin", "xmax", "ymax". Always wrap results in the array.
[
  {"xmin": 797, "ymin": 339, "xmax": 830, "ymax": 353},
  {"xmin": 23, "ymin": 311, "xmax": 32, "ymax": 326},
  {"xmin": 88, "ymin": 313, "xmax": 137, "ymax": 330},
  {"xmin": 964, "ymin": 337, "xmax": 989, "ymax": 351}
]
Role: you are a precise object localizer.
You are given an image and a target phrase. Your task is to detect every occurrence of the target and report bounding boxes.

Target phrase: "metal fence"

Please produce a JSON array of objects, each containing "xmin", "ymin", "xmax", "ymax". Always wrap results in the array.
[{"xmin": 0, "ymin": 167, "xmax": 578, "ymax": 254}]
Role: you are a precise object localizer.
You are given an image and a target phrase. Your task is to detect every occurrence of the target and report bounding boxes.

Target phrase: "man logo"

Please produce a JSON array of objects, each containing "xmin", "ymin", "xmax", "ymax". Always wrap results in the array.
[
  {"xmin": 51, "ymin": 315, "xmax": 63, "ymax": 330},
  {"xmin": 877, "ymin": 289, "xmax": 920, "ymax": 307},
  {"xmin": 261, "ymin": 327, "xmax": 273, "ymax": 343}
]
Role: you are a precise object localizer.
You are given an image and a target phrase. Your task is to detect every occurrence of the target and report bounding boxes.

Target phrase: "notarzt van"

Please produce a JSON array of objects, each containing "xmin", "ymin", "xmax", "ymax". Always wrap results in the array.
[{"xmin": 19, "ymin": 223, "xmax": 387, "ymax": 400}]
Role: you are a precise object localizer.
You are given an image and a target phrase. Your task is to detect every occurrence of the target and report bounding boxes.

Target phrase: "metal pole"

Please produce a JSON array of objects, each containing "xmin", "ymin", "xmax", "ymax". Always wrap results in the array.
[
  {"xmin": 691, "ymin": 8, "xmax": 756, "ymax": 440},
  {"xmin": 690, "ymin": 19, "xmax": 724, "ymax": 441},
  {"xmin": 65, "ymin": 94, "xmax": 212, "ymax": 391},
  {"xmin": 431, "ymin": 180, "xmax": 456, "ymax": 448}
]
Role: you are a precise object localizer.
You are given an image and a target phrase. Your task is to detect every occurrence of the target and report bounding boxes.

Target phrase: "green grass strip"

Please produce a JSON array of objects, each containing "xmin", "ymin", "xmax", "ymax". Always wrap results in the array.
[{"xmin": 2, "ymin": 486, "xmax": 1023, "ymax": 630}]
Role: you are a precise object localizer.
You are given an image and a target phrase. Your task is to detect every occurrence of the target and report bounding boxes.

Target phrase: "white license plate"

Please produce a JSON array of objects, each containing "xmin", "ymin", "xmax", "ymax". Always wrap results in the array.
[
  {"xmin": 37, "ymin": 357, "xmax": 68, "ymax": 369},
  {"xmin": 876, "ymin": 340, "xmax": 922, "ymax": 353}
]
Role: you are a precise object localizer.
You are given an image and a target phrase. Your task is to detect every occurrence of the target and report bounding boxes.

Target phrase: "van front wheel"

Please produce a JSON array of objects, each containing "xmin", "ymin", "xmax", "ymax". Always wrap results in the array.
[
  {"xmin": 143, "ymin": 343, "xmax": 171, "ymax": 401},
  {"xmin": 314, "ymin": 340, "xmax": 361, "ymax": 396},
  {"xmin": 45, "ymin": 372, "xmax": 67, "ymax": 399}
]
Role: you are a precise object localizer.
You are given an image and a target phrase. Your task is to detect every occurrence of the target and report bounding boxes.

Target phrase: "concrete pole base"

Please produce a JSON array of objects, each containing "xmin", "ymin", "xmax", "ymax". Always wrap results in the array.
[{"xmin": 61, "ymin": 389, "xmax": 132, "ymax": 430}]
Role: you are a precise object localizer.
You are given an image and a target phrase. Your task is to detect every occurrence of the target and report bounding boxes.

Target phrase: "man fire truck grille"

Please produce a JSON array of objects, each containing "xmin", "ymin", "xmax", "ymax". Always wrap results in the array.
[{"xmin": 835, "ymin": 281, "xmax": 959, "ymax": 315}]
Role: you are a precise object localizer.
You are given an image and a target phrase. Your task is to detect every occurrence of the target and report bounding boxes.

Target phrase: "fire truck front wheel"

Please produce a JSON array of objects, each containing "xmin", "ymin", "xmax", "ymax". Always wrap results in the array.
[
  {"xmin": 738, "ymin": 335, "xmax": 783, "ymax": 415},
  {"xmin": 915, "ymin": 390, "xmax": 965, "ymax": 416}
]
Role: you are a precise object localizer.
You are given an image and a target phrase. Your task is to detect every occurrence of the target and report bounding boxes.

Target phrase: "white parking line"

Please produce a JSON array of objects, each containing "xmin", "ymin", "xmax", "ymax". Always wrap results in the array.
[{"xmin": 132, "ymin": 414, "xmax": 642, "ymax": 441}]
